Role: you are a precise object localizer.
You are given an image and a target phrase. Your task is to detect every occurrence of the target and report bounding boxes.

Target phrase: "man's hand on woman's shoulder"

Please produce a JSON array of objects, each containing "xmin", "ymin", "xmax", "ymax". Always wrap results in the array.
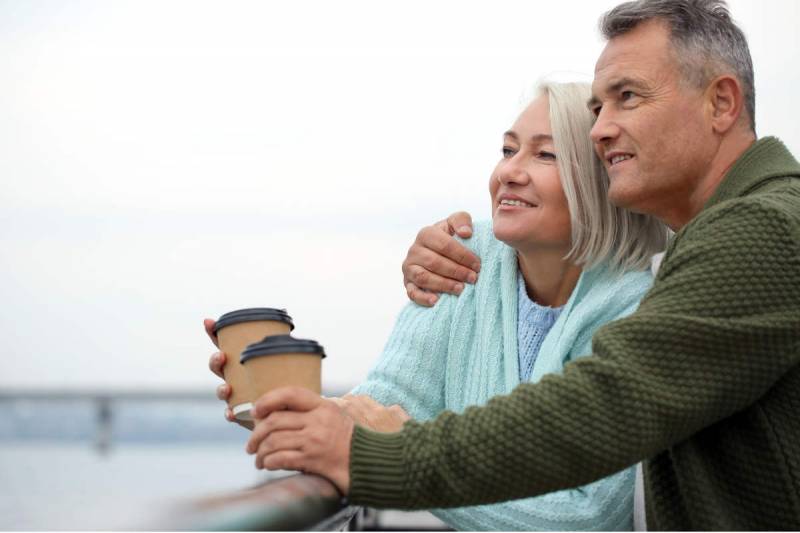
[{"xmin": 402, "ymin": 211, "xmax": 481, "ymax": 307}]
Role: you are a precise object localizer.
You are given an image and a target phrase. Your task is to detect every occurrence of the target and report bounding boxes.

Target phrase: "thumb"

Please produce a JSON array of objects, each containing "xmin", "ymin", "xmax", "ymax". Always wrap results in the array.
[
  {"xmin": 252, "ymin": 386, "xmax": 322, "ymax": 419},
  {"xmin": 447, "ymin": 211, "xmax": 474, "ymax": 238}
]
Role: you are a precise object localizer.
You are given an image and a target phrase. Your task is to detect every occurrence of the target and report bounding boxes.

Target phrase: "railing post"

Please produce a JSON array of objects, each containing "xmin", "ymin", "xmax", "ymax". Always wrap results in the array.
[{"xmin": 94, "ymin": 395, "xmax": 112, "ymax": 455}]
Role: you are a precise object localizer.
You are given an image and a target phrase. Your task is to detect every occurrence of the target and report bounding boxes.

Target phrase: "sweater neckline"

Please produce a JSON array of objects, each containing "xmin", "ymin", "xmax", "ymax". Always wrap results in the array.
[{"xmin": 704, "ymin": 136, "xmax": 800, "ymax": 211}]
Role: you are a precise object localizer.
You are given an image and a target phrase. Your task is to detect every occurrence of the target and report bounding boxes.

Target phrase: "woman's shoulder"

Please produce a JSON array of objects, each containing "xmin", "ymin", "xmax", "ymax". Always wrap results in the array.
[{"xmin": 579, "ymin": 262, "xmax": 654, "ymax": 312}]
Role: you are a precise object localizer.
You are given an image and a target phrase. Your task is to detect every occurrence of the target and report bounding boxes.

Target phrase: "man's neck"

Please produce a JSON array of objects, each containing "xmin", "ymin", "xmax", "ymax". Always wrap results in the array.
[{"xmin": 660, "ymin": 131, "xmax": 757, "ymax": 230}]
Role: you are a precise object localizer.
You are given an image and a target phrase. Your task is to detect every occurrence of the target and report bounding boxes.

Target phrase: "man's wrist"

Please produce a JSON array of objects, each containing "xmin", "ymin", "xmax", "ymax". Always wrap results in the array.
[{"xmin": 348, "ymin": 425, "xmax": 409, "ymax": 508}]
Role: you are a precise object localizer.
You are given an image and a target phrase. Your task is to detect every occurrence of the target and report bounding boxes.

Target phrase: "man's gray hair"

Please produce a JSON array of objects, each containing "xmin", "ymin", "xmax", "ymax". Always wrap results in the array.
[
  {"xmin": 600, "ymin": 0, "xmax": 755, "ymax": 131},
  {"xmin": 538, "ymin": 82, "xmax": 668, "ymax": 271}
]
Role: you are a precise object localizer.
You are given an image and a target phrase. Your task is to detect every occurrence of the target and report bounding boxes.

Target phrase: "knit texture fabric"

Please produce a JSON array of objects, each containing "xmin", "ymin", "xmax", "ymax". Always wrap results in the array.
[
  {"xmin": 351, "ymin": 221, "xmax": 652, "ymax": 530},
  {"xmin": 517, "ymin": 272, "xmax": 564, "ymax": 382},
  {"xmin": 347, "ymin": 137, "xmax": 800, "ymax": 531}
]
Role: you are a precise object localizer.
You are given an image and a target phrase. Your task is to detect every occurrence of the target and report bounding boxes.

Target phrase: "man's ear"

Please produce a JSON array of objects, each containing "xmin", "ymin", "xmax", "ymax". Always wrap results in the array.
[{"xmin": 706, "ymin": 74, "xmax": 746, "ymax": 134}]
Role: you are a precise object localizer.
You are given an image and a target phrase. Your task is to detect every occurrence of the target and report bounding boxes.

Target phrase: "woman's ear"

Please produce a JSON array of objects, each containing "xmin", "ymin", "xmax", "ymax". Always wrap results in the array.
[{"xmin": 706, "ymin": 74, "xmax": 746, "ymax": 134}]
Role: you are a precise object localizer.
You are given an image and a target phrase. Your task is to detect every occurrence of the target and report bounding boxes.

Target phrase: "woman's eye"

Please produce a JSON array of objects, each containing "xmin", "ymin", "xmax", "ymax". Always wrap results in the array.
[{"xmin": 538, "ymin": 151, "xmax": 556, "ymax": 160}]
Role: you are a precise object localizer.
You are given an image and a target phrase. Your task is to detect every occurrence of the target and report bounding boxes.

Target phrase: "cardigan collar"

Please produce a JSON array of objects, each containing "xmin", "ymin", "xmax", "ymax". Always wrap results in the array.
[{"xmin": 704, "ymin": 136, "xmax": 800, "ymax": 211}]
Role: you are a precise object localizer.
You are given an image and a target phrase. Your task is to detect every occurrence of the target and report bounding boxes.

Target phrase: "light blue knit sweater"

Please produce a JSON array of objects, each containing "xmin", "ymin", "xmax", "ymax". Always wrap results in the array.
[{"xmin": 351, "ymin": 221, "xmax": 653, "ymax": 531}]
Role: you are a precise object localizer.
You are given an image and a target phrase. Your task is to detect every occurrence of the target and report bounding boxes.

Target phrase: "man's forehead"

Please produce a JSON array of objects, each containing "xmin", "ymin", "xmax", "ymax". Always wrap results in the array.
[{"xmin": 591, "ymin": 21, "xmax": 675, "ymax": 94}]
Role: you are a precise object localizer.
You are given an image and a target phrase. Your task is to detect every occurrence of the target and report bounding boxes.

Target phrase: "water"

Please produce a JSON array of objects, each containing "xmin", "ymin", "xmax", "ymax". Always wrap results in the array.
[{"xmin": 0, "ymin": 442, "xmax": 272, "ymax": 530}]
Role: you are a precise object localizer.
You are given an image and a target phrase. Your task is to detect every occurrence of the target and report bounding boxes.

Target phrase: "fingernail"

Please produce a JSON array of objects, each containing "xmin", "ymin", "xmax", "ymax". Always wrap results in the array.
[
  {"xmin": 429, "ymin": 295, "xmax": 438, "ymax": 305},
  {"xmin": 467, "ymin": 272, "xmax": 478, "ymax": 284},
  {"xmin": 457, "ymin": 225, "xmax": 471, "ymax": 234},
  {"xmin": 454, "ymin": 283, "xmax": 464, "ymax": 294},
  {"xmin": 471, "ymin": 262, "xmax": 481, "ymax": 272}
]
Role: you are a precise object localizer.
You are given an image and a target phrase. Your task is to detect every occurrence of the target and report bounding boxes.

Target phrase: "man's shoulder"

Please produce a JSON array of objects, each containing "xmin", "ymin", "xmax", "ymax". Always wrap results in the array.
[{"xmin": 674, "ymin": 177, "xmax": 800, "ymax": 261}]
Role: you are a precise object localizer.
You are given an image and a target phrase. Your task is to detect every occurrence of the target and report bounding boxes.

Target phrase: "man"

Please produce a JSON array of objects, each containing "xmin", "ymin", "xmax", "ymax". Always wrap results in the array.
[{"xmin": 245, "ymin": 1, "xmax": 800, "ymax": 529}]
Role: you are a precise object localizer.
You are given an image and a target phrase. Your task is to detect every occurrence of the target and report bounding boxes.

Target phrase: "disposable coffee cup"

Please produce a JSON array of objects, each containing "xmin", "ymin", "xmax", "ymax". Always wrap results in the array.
[
  {"xmin": 241, "ymin": 334, "xmax": 326, "ymax": 414},
  {"xmin": 213, "ymin": 308, "xmax": 294, "ymax": 422}
]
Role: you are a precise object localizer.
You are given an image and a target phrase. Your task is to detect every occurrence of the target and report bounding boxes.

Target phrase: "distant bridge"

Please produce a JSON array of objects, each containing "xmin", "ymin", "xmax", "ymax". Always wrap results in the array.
[{"xmin": 0, "ymin": 386, "xmax": 349, "ymax": 454}]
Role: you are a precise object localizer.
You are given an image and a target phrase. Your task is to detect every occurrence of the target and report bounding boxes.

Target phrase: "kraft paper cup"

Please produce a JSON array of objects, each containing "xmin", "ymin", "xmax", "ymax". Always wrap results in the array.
[
  {"xmin": 213, "ymin": 308, "xmax": 294, "ymax": 422},
  {"xmin": 241, "ymin": 334, "xmax": 326, "ymax": 414}
]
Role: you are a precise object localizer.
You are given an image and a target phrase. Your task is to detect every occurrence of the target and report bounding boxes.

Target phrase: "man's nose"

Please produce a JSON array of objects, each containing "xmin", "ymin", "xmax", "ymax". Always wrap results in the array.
[{"xmin": 589, "ymin": 106, "xmax": 620, "ymax": 145}]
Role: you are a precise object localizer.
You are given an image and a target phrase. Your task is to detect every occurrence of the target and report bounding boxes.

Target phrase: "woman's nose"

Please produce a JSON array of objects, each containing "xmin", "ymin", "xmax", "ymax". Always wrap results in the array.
[{"xmin": 497, "ymin": 158, "xmax": 530, "ymax": 185}]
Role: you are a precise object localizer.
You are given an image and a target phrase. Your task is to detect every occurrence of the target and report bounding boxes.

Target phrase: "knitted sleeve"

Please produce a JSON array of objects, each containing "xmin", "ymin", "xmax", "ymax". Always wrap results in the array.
[
  {"xmin": 347, "ymin": 196, "xmax": 800, "ymax": 509},
  {"xmin": 349, "ymin": 295, "xmax": 456, "ymax": 421}
]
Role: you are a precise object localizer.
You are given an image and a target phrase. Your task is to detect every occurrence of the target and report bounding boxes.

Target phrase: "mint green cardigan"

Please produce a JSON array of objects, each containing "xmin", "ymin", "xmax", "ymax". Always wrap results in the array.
[{"xmin": 352, "ymin": 221, "xmax": 652, "ymax": 530}]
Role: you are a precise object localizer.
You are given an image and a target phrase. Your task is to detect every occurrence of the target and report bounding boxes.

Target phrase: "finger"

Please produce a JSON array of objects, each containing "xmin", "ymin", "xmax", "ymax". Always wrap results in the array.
[
  {"xmin": 251, "ymin": 387, "xmax": 323, "ymax": 419},
  {"xmin": 209, "ymin": 351, "xmax": 226, "ymax": 379},
  {"xmin": 326, "ymin": 396, "xmax": 346, "ymax": 407},
  {"xmin": 261, "ymin": 449, "xmax": 306, "ymax": 472},
  {"xmin": 349, "ymin": 395, "xmax": 383, "ymax": 408},
  {"xmin": 416, "ymin": 247, "xmax": 476, "ymax": 287},
  {"xmin": 446, "ymin": 211, "xmax": 475, "ymax": 239},
  {"xmin": 247, "ymin": 410, "xmax": 306, "ymax": 454},
  {"xmin": 203, "ymin": 318, "xmax": 219, "ymax": 348},
  {"xmin": 418, "ymin": 226, "xmax": 481, "ymax": 275},
  {"xmin": 406, "ymin": 281, "xmax": 438, "ymax": 307},
  {"xmin": 433, "ymin": 218, "xmax": 455, "ymax": 234},
  {"xmin": 216, "ymin": 383, "xmax": 231, "ymax": 401},
  {"xmin": 255, "ymin": 430, "xmax": 305, "ymax": 469},
  {"xmin": 406, "ymin": 264, "xmax": 466, "ymax": 294},
  {"xmin": 225, "ymin": 408, "xmax": 236, "ymax": 422}
]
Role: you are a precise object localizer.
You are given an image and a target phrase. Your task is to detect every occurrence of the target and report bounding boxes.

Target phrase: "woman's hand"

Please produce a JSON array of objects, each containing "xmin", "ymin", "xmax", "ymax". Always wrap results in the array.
[
  {"xmin": 402, "ymin": 211, "xmax": 481, "ymax": 306},
  {"xmin": 329, "ymin": 394, "xmax": 410, "ymax": 433},
  {"xmin": 204, "ymin": 318, "xmax": 254, "ymax": 430},
  {"xmin": 247, "ymin": 387, "xmax": 353, "ymax": 495}
]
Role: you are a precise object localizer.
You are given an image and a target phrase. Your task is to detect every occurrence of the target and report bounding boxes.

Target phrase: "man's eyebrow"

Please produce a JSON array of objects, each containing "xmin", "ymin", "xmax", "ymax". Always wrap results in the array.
[
  {"xmin": 587, "ymin": 77, "xmax": 645, "ymax": 109},
  {"xmin": 608, "ymin": 77, "xmax": 643, "ymax": 93},
  {"xmin": 503, "ymin": 130, "xmax": 518, "ymax": 140}
]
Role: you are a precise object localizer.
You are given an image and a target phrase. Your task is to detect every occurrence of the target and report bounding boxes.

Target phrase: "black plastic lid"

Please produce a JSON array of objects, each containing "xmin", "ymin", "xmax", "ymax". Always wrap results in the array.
[
  {"xmin": 214, "ymin": 308, "xmax": 294, "ymax": 334},
  {"xmin": 240, "ymin": 334, "xmax": 326, "ymax": 363}
]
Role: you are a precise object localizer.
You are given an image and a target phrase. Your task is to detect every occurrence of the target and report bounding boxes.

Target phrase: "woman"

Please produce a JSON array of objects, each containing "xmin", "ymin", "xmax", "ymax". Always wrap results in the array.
[{"xmin": 208, "ymin": 81, "xmax": 667, "ymax": 530}]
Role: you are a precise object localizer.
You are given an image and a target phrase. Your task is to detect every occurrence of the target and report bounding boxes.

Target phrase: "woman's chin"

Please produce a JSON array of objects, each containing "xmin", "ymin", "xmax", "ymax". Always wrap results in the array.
[{"xmin": 492, "ymin": 222, "xmax": 529, "ymax": 248}]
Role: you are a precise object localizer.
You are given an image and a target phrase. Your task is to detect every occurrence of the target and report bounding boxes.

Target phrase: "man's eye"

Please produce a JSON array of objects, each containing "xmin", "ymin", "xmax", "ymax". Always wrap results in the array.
[
  {"xmin": 502, "ymin": 147, "xmax": 515, "ymax": 158},
  {"xmin": 621, "ymin": 90, "xmax": 635, "ymax": 101}
]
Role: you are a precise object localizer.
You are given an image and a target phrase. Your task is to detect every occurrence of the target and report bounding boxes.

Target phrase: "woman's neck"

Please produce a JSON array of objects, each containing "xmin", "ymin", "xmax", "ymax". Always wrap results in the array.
[{"xmin": 516, "ymin": 247, "xmax": 583, "ymax": 308}]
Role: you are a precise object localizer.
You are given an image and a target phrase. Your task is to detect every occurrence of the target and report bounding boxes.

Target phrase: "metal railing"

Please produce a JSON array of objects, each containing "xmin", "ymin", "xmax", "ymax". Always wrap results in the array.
[
  {"xmin": 151, "ymin": 473, "xmax": 357, "ymax": 531},
  {"xmin": 1, "ymin": 389, "xmax": 450, "ymax": 531}
]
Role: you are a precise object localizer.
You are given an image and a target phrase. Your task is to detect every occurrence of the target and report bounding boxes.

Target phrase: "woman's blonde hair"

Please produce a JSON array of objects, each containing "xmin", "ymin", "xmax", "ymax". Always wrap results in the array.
[{"xmin": 538, "ymin": 81, "xmax": 668, "ymax": 271}]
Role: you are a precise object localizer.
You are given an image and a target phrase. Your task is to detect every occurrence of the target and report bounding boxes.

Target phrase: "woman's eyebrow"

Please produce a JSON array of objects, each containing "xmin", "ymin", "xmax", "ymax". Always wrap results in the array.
[
  {"xmin": 503, "ymin": 132, "xmax": 552, "ymax": 143},
  {"xmin": 528, "ymin": 133, "xmax": 553, "ymax": 143}
]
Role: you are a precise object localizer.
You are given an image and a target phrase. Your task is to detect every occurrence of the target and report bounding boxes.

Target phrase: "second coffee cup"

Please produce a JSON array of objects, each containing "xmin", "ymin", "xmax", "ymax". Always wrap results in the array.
[
  {"xmin": 214, "ymin": 308, "xmax": 294, "ymax": 422},
  {"xmin": 241, "ymin": 334, "xmax": 326, "ymax": 415}
]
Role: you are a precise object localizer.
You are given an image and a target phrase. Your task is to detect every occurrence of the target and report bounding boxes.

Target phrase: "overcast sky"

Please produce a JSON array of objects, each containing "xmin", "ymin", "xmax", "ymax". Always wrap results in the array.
[{"xmin": 1, "ymin": 0, "xmax": 798, "ymax": 393}]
